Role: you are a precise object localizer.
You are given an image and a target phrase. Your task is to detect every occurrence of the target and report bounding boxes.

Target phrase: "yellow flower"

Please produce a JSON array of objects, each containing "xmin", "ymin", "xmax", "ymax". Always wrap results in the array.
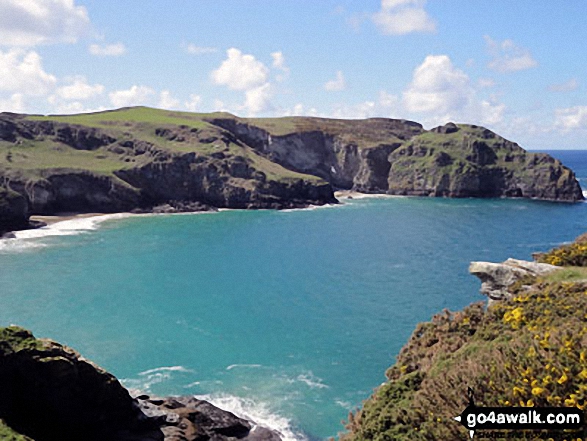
[
  {"xmin": 532, "ymin": 387, "xmax": 545, "ymax": 396},
  {"xmin": 558, "ymin": 372, "xmax": 569, "ymax": 385}
]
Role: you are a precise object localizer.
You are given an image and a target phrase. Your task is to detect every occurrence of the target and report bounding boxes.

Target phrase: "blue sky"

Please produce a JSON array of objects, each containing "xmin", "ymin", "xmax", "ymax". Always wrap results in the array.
[{"xmin": 1, "ymin": 1, "xmax": 587, "ymax": 149}]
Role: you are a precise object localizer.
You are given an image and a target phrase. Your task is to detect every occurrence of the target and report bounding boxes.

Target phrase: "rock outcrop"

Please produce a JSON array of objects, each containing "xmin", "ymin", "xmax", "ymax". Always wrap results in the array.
[
  {"xmin": 469, "ymin": 258, "xmax": 560, "ymax": 303},
  {"xmin": 0, "ymin": 107, "xmax": 583, "ymax": 234},
  {"xmin": 0, "ymin": 326, "xmax": 281, "ymax": 441}
]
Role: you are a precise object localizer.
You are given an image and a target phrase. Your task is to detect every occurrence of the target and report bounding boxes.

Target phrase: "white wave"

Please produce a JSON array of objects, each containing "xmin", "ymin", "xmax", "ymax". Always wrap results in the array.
[
  {"xmin": 122, "ymin": 365, "xmax": 194, "ymax": 392},
  {"xmin": 12, "ymin": 213, "xmax": 132, "ymax": 240},
  {"xmin": 583, "ymin": 189, "xmax": 587, "ymax": 198},
  {"xmin": 226, "ymin": 364, "xmax": 263, "ymax": 371},
  {"xmin": 0, "ymin": 238, "xmax": 46, "ymax": 253},
  {"xmin": 196, "ymin": 393, "xmax": 307, "ymax": 441},
  {"xmin": 279, "ymin": 203, "xmax": 341, "ymax": 213},
  {"xmin": 139, "ymin": 366, "xmax": 194, "ymax": 376},
  {"xmin": 293, "ymin": 373, "xmax": 329, "ymax": 390}
]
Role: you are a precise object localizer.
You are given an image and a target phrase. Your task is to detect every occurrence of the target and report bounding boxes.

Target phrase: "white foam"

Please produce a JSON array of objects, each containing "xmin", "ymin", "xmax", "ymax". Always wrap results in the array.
[
  {"xmin": 294, "ymin": 373, "xmax": 329, "ymax": 390},
  {"xmin": 583, "ymin": 189, "xmax": 587, "ymax": 198},
  {"xmin": 139, "ymin": 366, "xmax": 193, "ymax": 376},
  {"xmin": 12, "ymin": 213, "xmax": 132, "ymax": 240},
  {"xmin": 196, "ymin": 393, "xmax": 307, "ymax": 441},
  {"xmin": 122, "ymin": 365, "xmax": 194, "ymax": 392},
  {"xmin": 226, "ymin": 364, "xmax": 263, "ymax": 371}
]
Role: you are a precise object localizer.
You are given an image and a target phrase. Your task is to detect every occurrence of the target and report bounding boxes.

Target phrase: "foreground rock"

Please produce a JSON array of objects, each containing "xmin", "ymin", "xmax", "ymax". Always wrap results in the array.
[
  {"xmin": 0, "ymin": 326, "xmax": 281, "ymax": 441},
  {"xmin": 0, "ymin": 107, "xmax": 583, "ymax": 234},
  {"xmin": 469, "ymin": 258, "xmax": 560, "ymax": 303}
]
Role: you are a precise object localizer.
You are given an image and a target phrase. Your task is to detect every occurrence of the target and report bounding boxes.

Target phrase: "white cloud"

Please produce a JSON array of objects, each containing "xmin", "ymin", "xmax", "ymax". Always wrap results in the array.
[
  {"xmin": 213, "ymin": 99, "xmax": 229, "ymax": 112},
  {"xmin": 485, "ymin": 36, "xmax": 538, "ymax": 73},
  {"xmin": 185, "ymin": 43, "xmax": 217, "ymax": 55},
  {"xmin": 211, "ymin": 48, "xmax": 269, "ymax": 91},
  {"xmin": 478, "ymin": 77, "xmax": 496, "ymax": 88},
  {"xmin": 548, "ymin": 78, "xmax": 579, "ymax": 93},
  {"xmin": 271, "ymin": 51, "xmax": 288, "ymax": 72},
  {"xmin": 555, "ymin": 106, "xmax": 587, "ymax": 131},
  {"xmin": 403, "ymin": 54, "xmax": 505, "ymax": 126},
  {"xmin": 89, "ymin": 43, "xmax": 126, "ymax": 57},
  {"xmin": 244, "ymin": 83, "xmax": 273, "ymax": 115},
  {"xmin": 0, "ymin": 49, "xmax": 56, "ymax": 96},
  {"xmin": 109, "ymin": 85, "xmax": 155, "ymax": 108},
  {"xmin": 158, "ymin": 90, "xmax": 180, "ymax": 110},
  {"xmin": 184, "ymin": 94, "xmax": 202, "ymax": 112},
  {"xmin": 0, "ymin": 0, "xmax": 90, "ymax": 46},
  {"xmin": 325, "ymin": 71, "xmax": 346, "ymax": 91},
  {"xmin": 0, "ymin": 93, "xmax": 26, "ymax": 113},
  {"xmin": 52, "ymin": 76, "xmax": 104, "ymax": 101},
  {"xmin": 372, "ymin": 0, "xmax": 436, "ymax": 35},
  {"xmin": 51, "ymin": 101, "xmax": 107, "ymax": 115}
]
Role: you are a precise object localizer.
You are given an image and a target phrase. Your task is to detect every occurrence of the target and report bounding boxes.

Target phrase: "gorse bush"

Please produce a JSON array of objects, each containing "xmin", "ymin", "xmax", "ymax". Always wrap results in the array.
[
  {"xmin": 341, "ymin": 237, "xmax": 587, "ymax": 441},
  {"xmin": 538, "ymin": 233, "xmax": 587, "ymax": 267}
]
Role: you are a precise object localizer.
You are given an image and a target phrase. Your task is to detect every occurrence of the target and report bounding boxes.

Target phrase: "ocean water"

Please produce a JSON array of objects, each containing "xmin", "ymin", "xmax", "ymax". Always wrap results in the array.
[{"xmin": 0, "ymin": 150, "xmax": 586, "ymax": 440}]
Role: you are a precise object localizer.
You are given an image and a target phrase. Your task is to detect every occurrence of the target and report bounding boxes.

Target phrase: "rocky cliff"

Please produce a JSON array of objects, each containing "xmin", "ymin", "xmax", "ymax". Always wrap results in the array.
[
  {"xmin": 340, "ymin": 235, "xmax": 587, "ymax": 441},
  {"xmin": 0, "ymin": 107, "xmax": 582, "ymax": 235},
  {"xmin": 0, "ymin": 326, "xmax": 281, "ymax": 441}
]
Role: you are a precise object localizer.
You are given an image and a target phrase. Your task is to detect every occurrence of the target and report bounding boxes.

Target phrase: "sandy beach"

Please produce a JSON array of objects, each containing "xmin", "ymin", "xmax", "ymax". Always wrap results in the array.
[{"xmin": 29, "ymin": 213, "xmax": 113, "ymax": 226}]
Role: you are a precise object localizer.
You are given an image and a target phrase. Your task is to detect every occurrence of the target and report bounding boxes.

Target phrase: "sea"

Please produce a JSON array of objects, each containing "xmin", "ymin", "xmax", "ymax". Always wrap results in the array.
[{"xmin": 0, "ymin": 150, "xmax": 586, "ymax": 440}]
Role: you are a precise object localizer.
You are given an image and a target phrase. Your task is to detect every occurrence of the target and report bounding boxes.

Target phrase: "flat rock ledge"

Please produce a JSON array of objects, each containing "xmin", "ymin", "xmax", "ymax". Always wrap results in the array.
[{"xmin": 469, "ymin": 258, "xmax": 560, "ymax": 304}]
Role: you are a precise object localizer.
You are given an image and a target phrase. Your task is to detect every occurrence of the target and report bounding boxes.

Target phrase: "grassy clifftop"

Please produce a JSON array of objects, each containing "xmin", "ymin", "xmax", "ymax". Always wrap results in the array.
[
  {"xmin": 342, "ymin": 235, "xmax": 587, "ymax": 441},
  {"xmin": 0, "ymin": 107, "xmax": 582, "ymax": 234}
]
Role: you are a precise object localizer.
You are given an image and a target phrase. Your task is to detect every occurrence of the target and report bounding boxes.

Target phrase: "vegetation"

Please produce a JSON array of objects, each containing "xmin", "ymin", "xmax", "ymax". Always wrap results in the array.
[
  {"xmin": 539, "ymin": 234, "xmax": 587, "ymax": 267},
  {"xmin": 342, "ymin": 235, "xmax": 587, "ymax": 441},
  {"xmin": 0, "ymin": 420, "xmax": 32, "ymax": 441}
]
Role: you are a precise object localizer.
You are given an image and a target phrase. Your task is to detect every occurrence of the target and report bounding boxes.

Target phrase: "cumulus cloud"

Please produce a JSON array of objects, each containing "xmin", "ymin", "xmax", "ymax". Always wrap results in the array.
[
  {"xmin": 211, "ymin": 48, "xmax": 275, "ymax": 115},
  {"xmin": 271, "ymin": 51, "xmax": 288, "ymax": 71},
  {"xmin": 0, "ymin": 0, "xmax": 90, "ymax": 46},
  {"xmin": 0, "ymin": 49, "xmax": 57, "ymax": 96},
  {"xmin": 158, "ymin": 90, "xmax": 180, "ymax": 110},
  {"xmin": 184, "ymin": 43, "xmax": 217, "ymax": 55},
  {"xmin": 109, "ymin": 85, "xmax": 155, "ymax": 108},
  {"xmin": 89, "ymin": 43, "xmax": 126, "ymax": 57},
  {"xmin": 244, "ymin": 83, "xmax": 273, "ymax": 114},
  {"xmin": 0, "ymin": 93, "xmax": 26, "ymax": 113},
  {"xmin": 403, "ymin": 54, "xmax": 505, "ymax": 126},
  {"xmin": 372, "ymin": 0, "xmax": 436, "ymax": 35},
  {"xmin": 184, "ymin": 94, "xmax": 202, "ymax": 112},
  {"xmin": 485, "ymin": 36, "xmax": 538, "ymax": 73},
  {"xmin": 324, "ymin": 71, "xmax": 346, "ymax": 91},
  {"xmin": 211, "ymin": 48, "xmax": 269, "ymax": 91},
  {"xmin": 555, "ymin": 106, "xmax": 587, "ymax": 131},
  {"xmin": 51, "ymin": 76, "xmax": 104, "ymax": 101},
  {"xmin": 548, "ymin": 78, "xmax": 579, "ymax": 93}
]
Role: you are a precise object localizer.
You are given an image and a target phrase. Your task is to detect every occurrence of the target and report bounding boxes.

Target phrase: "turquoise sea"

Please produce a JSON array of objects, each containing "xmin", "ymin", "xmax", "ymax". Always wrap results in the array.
[{"xmin": 0, "ymin": 150, "xmax": 586, "ymax": 440}]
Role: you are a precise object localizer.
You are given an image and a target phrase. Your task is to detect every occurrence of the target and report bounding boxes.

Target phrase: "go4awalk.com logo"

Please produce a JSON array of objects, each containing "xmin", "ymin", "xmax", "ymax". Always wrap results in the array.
[{"xmin": 453, "ymin": 388, "xmax": 584, "ymax": 439}]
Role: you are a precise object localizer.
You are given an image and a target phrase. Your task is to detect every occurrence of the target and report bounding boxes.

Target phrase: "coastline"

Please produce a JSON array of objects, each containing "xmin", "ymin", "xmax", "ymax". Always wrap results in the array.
[{"xmin": 29, "ymin": 212, "xmax": 114, "ymax": 226}]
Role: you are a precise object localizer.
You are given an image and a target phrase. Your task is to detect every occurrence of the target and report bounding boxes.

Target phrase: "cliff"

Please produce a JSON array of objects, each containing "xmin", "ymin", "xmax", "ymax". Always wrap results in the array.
[
  {"xmin": 0, "ymin": 107, "xmax": 583, "ymax": 235},
  {"xmin": 340, "ymin": 235, "xmax": 587, "ymax": 440},
  {"xmin": 0, "ymin": 326, "xmax": 281, "ymax": 441}
]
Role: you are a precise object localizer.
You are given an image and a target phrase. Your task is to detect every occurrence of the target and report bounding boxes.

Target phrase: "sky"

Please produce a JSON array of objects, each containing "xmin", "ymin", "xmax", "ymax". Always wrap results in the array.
[{"xmin": 1, "ymin": 0, "xmax": 587, "ymax": 149}]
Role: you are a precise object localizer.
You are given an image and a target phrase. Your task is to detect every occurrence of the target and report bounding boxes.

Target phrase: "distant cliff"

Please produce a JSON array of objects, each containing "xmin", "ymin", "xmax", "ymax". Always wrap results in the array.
[
  {"xmin": 340, "ymin": 235, "xmax": 587, "ymax": 440},
  {"xmin": 0, "ymin": 107, "xmax": 583, "ymax": 234}
]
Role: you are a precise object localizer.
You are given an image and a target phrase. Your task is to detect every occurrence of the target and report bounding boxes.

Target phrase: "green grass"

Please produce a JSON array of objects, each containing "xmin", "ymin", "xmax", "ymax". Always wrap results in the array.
[
  {"xmin": 28, "ymin": 106, "xmax": 215, "ymax": 130},
  {"xmin": 541, "ymin": 266, "xmax": 587, "ymax": 283},
  {"xmin": 0, "ymin": 140, "xmax": 135, "ymax": 174},
  {"xmin": 0, "ymin": 420, "xmax": 32, "ymax": 441}
]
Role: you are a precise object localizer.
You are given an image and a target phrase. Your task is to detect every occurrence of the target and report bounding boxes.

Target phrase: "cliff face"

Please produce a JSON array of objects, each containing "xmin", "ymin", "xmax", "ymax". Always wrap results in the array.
[
  {"xmin": 0, "ymin": 326, "xmax": 281, "ymax": 441},
  {"xmin": 0, "ymin": 107, "xmax": 582, "ymax": 234},
  {"xmin": 340, "ymin": 235, "xmax": 587, "ymax": 441}
]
